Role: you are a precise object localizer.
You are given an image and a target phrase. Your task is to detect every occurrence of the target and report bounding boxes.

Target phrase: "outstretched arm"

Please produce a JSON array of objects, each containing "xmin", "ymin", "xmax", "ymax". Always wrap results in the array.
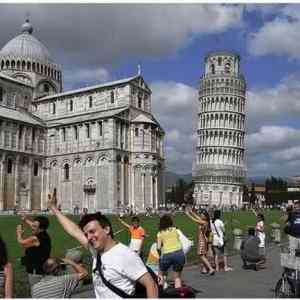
[
  {"xmin": 251, "ymin": 208, "xmax": 258, "ymax": 217},
  {"xmin": 118, "ymin": 217, "xmax": 130, "ymax": 229},
  {"xmin": 185, "ymin": 211, "xmax": 206, "ymax": 225},
  {"xmin": 47, "ymin": 193, "xmax": 88, "ymax": 249},
  {"xmin": 62, "ymin": 258, "xmax": 88, "ymax": 280},
  {"xmin": 16, "ymin": 224, "xmax": 39, "ymax": 248},
  {"xmin": 21, "ymin": 214, "xmax": 35, "ymax": 229}
]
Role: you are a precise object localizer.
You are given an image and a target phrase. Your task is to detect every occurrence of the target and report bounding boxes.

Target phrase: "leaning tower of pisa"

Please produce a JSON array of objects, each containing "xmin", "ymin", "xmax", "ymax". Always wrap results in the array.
[{"xmin": 192, "ymin": 51, "xmax": 247, "ymax": 208}]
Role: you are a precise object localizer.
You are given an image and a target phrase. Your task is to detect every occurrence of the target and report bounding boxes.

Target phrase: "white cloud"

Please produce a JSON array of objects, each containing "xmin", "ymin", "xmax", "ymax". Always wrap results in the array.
[
  {"xmin": 248, "ymin": 4, "xmax": 300, "ymax": 60},
  {"xmin": 0, "ymin": 4, "xmax": 244, "ymax": 69},
  {"xmin": 151, "ymin": 81, "xmax": 198, "ymax": 174},
  {"xmin": 247, "ymin": 74, "xmax": 300, "ymax": 132},
  {"xmin": 64, "ymin": 67, "xmax": 110, "ymax": 90},
  {"xmin": 246, "ymin": 126, "xmax": 300, "ymax": 153}
]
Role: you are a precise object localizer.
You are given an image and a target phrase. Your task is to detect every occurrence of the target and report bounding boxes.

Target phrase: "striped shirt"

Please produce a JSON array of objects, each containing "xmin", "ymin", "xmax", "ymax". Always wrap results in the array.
[
  {"xmin": 0, "ymin": 269, "xmax": 4, "ymax": 298},
  {"xmin": 31, "ymin": 274, "xmax": 79, "ymax": 298}
]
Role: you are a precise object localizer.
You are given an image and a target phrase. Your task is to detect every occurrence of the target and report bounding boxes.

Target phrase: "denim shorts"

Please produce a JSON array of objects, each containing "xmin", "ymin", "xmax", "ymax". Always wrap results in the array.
[{"xmin": 159, "ymin": 250, "xmax": 185, "ymax": 272}]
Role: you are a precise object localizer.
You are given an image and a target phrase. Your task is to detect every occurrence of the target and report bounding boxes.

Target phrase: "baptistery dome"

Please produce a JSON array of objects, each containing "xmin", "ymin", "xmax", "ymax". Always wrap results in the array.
[
  {"xmin": 0, "ymin": 19, "xmax": 62, "ymax": 97},
  {"xmin": 0, "ymin": 19, "xmax": 52, "ymax": 64}
]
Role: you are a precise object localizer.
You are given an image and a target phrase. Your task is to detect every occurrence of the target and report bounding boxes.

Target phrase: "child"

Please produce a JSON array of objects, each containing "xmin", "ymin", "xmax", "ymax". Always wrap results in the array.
[{"xmin": 118, "ymin": 216, "xmax": 146, "ymax": 256}]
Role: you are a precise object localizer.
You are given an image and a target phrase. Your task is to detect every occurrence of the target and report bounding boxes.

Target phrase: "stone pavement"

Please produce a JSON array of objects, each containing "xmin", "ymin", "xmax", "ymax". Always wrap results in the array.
[
  {"xmin": 72, "ymin": 243, "xmax": 283, "ymax": 298},
  {"xmin": 182, "ymin": 244, "xmax": 282, "ymax": 298}
]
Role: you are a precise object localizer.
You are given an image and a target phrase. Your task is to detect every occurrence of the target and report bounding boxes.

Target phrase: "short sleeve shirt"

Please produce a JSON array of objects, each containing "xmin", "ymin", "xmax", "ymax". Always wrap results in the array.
[
  {"xmin": 90, "ymin": 243, "xmax": 147, "ymax": 298},
  {"xmin": 129, "ymin": 226, "xmax": 145, "ymax": 240}
]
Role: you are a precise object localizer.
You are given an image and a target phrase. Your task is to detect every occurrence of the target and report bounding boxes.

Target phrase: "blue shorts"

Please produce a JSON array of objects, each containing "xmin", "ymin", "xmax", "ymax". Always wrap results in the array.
[{"xmin": 159, "ymin": 250, "xmax": 185, "ymax": 272}]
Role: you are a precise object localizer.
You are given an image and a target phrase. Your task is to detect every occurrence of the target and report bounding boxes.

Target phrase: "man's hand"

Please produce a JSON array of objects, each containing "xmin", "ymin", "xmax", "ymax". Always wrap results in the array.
[{"xmin": 47, "ymin": 192, "xmax": 57, "ymax": 210}]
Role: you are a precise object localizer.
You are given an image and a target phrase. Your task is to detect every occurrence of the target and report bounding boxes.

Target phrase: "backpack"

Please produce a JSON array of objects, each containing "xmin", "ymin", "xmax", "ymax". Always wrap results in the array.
[
  {"xmin": 289, "ymin": 211, "xmax": 300, "ymax": 237},
  {"xmin": 161, "ymin": 286, "xmax": 196, "ymax": 298},
  {"xmin": 94, "ymin": 253, "xmax": 161, "ymax": 298}
]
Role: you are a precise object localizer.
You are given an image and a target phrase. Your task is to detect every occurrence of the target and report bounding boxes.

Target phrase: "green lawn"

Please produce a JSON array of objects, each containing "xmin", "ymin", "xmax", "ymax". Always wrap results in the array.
[{"xmin": 0, "ymin": 209, "xmax": 284, "ymax": 297}]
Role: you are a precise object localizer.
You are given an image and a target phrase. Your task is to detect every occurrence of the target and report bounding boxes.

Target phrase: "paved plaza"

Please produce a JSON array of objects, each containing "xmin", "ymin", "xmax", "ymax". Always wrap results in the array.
[{"xmin": 73, "ymin": 243, "xmax": 282, "ymax": 298}]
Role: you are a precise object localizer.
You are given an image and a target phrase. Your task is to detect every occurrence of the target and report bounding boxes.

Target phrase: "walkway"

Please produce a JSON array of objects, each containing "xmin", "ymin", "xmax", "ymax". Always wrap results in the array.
[{"xmin": 72, "ymin": 243, "xmax": 282, "ymax": 298}]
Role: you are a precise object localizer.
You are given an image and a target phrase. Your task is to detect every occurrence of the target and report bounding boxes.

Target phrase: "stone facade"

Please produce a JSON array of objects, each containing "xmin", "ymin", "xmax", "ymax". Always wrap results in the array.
[
  {"xmin": 193, "ymin": 51, "xmax": 247, "ymax": 208},
  {"xmin": 0, "ymin": 20, "xmax": 165, "ymax": 213}
]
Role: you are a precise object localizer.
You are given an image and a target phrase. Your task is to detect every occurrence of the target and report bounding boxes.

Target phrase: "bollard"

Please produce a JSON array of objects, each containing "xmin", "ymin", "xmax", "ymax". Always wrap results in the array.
[
  {"xmin": 271, "ymin": 223, "xmax": 281, "ymax": 243},
  {"xmin": 233, "ymin": 228, "xmax": 243, "ymax": 251}
]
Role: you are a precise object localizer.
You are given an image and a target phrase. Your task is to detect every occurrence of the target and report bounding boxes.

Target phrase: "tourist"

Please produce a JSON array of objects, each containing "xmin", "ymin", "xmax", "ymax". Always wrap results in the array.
[
  {"xmin": 31, "ymin": 256, "xmax": 87, "ymax": 298},
  {"xmin": 284, "ymin": 200, "xmax": 300, "ymax": 255},
  {"xmin": 211, "ymin": 210, "xmax": 233, "ymax": 272},
  {"xmin": 185, "ymin": 209, "xmax": 215, "ymax": 275},
  {"xmin": 47, "ymin": 192, "xmax": 158, "ymax": 298},
  {"xmin": 118, "ymin": 216, "xmax": 146, "ymax": 256},
  {"xmin": 0, "ymin": 236, "xmax": 13, "ymax": 298},
  {"xmin": 16, "ymin": 214, "xmax": 51, "ymax": 286},
  {"xmin": 240, "ymin": 227, "xmax": 266, "ymax": 270},
  {"xmin": 157, "ymin": 214, "xmax": 185, "ymax": 289}
]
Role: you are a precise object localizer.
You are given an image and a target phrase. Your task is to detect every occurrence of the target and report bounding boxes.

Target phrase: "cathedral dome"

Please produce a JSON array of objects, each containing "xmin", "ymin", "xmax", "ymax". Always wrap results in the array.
[{"xmin": 0, "ymin": 19, "xmax": 52, "ymax": 64}]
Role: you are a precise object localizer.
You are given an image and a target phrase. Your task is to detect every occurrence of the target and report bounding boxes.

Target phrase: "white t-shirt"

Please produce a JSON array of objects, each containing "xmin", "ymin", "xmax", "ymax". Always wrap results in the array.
[
  {"xmin": 211, "ymin": 219, "xmax": 225, "ymax": 247},
  {"xmin": 256, "ymin": 220, "xmax": 265, "ymax": 248},
  {"xmin": 90, "ymin": 243, "xmax": 147, "ymax": 298}
]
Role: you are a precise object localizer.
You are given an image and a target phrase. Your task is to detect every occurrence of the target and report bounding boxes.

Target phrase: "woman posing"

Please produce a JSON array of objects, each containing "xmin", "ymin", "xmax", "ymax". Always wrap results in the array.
[
  {"xmin": 0, "ymin": 236, "xmax": 13, "ymax": 298},
  {"xmin": 185, "ymin": 209, "xmax": 215, "ymax": 275},
  {"xmin": 157, "ymin": 215, "xmax": 185, "ymax": 289}
]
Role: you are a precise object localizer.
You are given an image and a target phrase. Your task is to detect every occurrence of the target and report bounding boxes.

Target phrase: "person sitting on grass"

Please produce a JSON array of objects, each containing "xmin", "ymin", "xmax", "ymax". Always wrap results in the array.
[
  {"xmin": 240, "ymin": 227, "xmax": 266, "ymax": 271},
  {"xmin": 0, "ymin": 236, "xmax": 13, "ymax": 298},
  {"xmin": 118, "ymin": 216, "xmax": 146, "ymax": 256},
  {"xmin": 31, "ymin": 256, "xmax": 88, "ymax": 298}
]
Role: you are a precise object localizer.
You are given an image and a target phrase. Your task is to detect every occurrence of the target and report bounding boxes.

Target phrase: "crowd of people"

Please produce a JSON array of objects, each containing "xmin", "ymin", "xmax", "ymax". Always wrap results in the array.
[{"xmin": 1, "ymin": 197, "xmax": 300, "ymax": 298}]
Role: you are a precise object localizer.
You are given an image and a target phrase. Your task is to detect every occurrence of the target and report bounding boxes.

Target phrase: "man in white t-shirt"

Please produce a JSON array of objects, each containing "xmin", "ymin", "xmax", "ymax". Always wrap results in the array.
[{"xmin": 47, "ymin": 193, "xmax": 158, "ymax": 298}]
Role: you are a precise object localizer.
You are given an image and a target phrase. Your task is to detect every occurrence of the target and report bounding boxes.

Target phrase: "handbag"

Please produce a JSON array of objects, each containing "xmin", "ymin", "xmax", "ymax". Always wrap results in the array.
[{"xmin": 176, "ymin": 229, "xmax": 193, "ymax": 254}]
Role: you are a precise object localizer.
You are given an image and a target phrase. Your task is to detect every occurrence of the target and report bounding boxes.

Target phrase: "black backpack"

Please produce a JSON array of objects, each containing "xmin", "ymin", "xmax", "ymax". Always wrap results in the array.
[{"xmin": 94, "ymin": 253, "xmax": 161, "ymax": 298}]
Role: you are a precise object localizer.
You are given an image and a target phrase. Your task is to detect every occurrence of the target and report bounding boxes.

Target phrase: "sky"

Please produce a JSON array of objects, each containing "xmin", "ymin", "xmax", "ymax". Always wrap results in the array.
[{"xmin": 1, "ymin": 3, "xmax": 300, "ymax": 177}]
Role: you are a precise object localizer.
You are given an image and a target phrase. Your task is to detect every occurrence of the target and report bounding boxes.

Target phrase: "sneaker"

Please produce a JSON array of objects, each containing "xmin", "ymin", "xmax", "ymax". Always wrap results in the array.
[{"xmin": 224, "ymin": 267, "xmax": 233, "ymax": 272}]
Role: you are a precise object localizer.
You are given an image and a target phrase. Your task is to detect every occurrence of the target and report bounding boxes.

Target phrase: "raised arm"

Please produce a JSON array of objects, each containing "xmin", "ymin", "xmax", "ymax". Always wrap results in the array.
[
  {"xmin": 118, "ymin": 217, "xmax": 130, "ymax": 229},
  {"xmin": 251, "ymin": 208, "xmax": 258, "ymax": 217},
  {"xmin": 62, "ymin": 258, "xmax": 88, "ymax": 280},
  {"xmin": 20, "ymin": 214, "xmax": 35, "ymax": 229},
  {"xmin": 185, "ymin": 211, "xmax": 206, "ymax": 225},
  {"xmin": 47, "ymin": 193, "xmax": 88, "ymax": 249},
  {"xmin": 16, "ymin": 224, "xmax": 39, "ymax": 248}
]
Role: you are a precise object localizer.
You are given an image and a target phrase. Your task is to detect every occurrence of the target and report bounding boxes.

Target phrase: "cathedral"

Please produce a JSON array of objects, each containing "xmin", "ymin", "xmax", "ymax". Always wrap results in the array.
[{"xmin": 0, "ymin": 20, "xmax": 165, "ymax": 213}]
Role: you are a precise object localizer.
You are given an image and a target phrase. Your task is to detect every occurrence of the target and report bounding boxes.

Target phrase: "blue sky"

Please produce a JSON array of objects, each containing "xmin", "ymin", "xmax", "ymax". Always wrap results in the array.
[{"xmin": 1, "ymin": 3, "xmax": 300, "ymax": 177}]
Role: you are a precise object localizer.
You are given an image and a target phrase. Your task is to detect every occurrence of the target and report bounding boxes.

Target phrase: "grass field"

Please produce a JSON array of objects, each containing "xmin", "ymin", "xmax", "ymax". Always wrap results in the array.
[{"xmin": 0, "ymin": 209, "xmax": 284, "ymax": 297}]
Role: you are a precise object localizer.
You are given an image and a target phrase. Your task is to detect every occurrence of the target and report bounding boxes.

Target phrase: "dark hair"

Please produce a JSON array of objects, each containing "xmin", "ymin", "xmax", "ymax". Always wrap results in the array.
[
  {"xmin": 159, "ymin": 214, "xmax": 173, "ymax": 231},
  {"xmin": 43, "ymin": 258, "xmax": 62, "ymax": 275},
  {"xmin": 131, "ymin": 216, "xmax": 140, "ymax": 223},
  {"xmin": 0, "ymin": 236, "xmax": 8, "ymax": 268},
  {"xmin": 34, "ymin": 216, "xmax": 49, "ymax": 230},
  {"xmin": 248, "ymin": 227, "xmax": 255, "ymax": 236},
  {"xmin": 213, "ymin": 210, "xmax": 221, "ymax": 222},
  {"xmin": 78, "ymin": 212, "xmax": 114, "ymax": 238}
]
